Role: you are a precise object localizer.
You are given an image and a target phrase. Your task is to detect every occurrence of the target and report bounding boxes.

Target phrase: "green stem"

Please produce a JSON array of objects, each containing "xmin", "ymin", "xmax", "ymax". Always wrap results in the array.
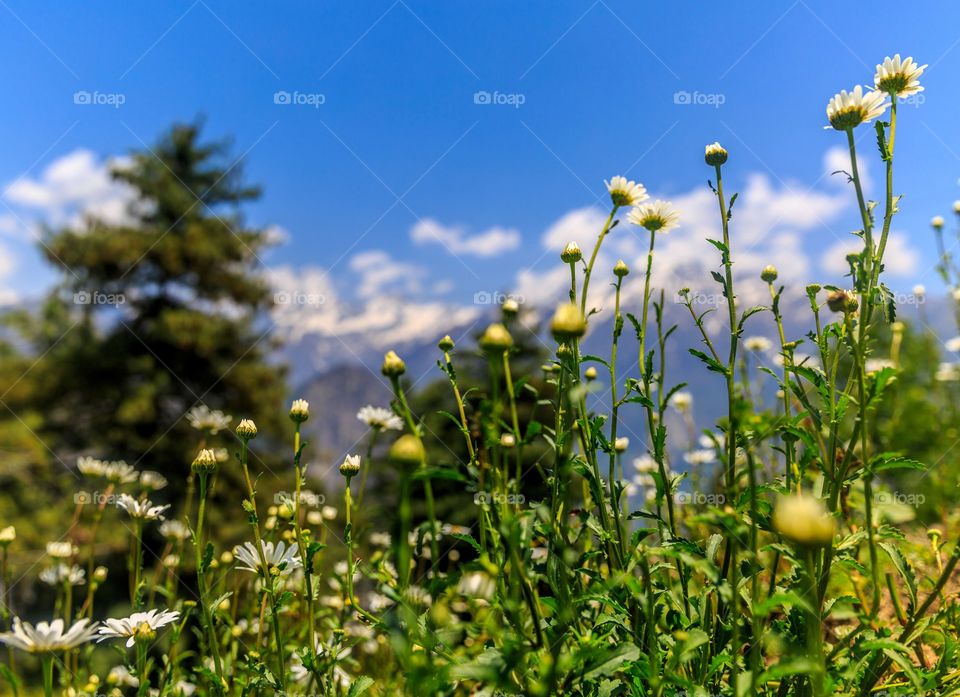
[
  {"xmin": 579, "ymin": 207, "xmax": 618, "ymax": 317},
  {"xmin": 41, "ymin": 655, "xmax": 53, "ymax": 697},
  {"xmin": 390, "ymin": 375, "xmax": 441, "ymax": 570},
  {"xmin": 193, "ymin": 472, "xmax": 225, "ymax": 691}
]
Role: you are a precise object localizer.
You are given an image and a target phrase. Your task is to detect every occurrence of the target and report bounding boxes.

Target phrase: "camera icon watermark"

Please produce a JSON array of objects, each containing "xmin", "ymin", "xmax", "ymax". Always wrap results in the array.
[
  {"xmin": 74, "ymin": 290, "xmax": 125, "ymax": 306},
  {"xmin": 473, "ymin": 491, "xmax": 526, "ymax": 506},
  {"xmin": 273, "ymin": 291, "xmax": 325, "ymax": 307},
  {"xmin": 273, "ymin": 90, "xmax": 326, "ymax": 108},
  {"xmin": 473, "ymin": 90, "xmax": 526, "ymax": 108},
  {"xmin": 473, "ymin": 291, "xmax": 525, "ymax": 306},
  {"xmin": 875, "ymin": 491, "xmax": 925, "ymax": 506},
  {"xmin": 75, "ymin": 491, "xmax": 118, "ymax": 506},
  {"xmin": 674, "ymin": 491, "xmax": 726, "ymax": 506},
  {"xmin": 673, "ymin": 90, "xmax": 725, "ymax": 108},
  {"xmin": 73, "ymin": 90, "xmax": 126, "ymax": 108}
]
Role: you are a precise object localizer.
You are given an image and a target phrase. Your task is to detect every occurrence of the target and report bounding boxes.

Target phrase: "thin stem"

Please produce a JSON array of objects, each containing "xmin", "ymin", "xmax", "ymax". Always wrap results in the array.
[
  {"xmin": 579, "ymin": 207, "xmax": 618, "ymax": 316},
  {"xmin": 193, "ymin": 472, "xmax": 225, "ymax": 691},
  {"xmin": 390, "ymin": 375, "xmax": 441, "ymax": 569}
]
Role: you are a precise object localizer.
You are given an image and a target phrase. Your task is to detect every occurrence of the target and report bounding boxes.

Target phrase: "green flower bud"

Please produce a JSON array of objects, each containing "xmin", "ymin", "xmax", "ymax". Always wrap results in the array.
[{"xmin": 382, "ymin": 350, "xmax": 407, "ymax": 377}]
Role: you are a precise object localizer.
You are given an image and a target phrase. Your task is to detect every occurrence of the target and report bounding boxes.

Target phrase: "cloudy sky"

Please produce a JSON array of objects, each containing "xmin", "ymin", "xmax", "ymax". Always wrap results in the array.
[{"xmin": 0, "ymin": 2, "xmax": 958, "ymax": 358}]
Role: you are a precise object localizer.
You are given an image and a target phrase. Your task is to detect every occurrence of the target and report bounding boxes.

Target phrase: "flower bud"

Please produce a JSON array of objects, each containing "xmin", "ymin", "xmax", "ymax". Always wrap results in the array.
[
  {"xmin": 236, "ymin": 419, "xmax": 258, "ymax": 441},
  {"xmin": 760, "ymin": 265, "xmax": 778, "ymax": 283},
  {"xmin": 772, "ymin": 494, "xmax": 835, "ymax": 547},
  {"xmin": 438, "ymin": 335, "xmax": 455, "ymax": 352},
  {"xmin": 382, "ymin": 350, "xmax": 406, "ymax": 377},
  {"xmin": 704, "ymin": 142, "xmax": 728, "ymax": 167},
  {"xmin": 826, "ymin": 290, "xmax": 850, "ymax": 313},
  {"xmin": 501, "ymin": 298, "xmax": 519, "ymax": 318},
  {"xmin": 339, "ymin": 454, "xmax": 361, "ymax": 479},
  {"xmin": 932, "ymin": 215, "xmax": 945, "ymax": 230},
  {"xmin": 613, "ymin": 259, "xmax": 630, "ymax": 278},
  {"xmin": 93, "ymin": 566, "xmax": 108, "ymax": 583},
  {"xmin": 478, "ymin": 323, "xmax": 514, "ymax": 353},
  {"xmin": 954, "ymin": 201, "xmax": 960, "ymax": 215},
  {"xmin": 0, "ymin": 526, "xmax": 14, "ymax": 546},
  {"xmin": 389, "ymin": 435, "xmax": 425, "ymax": 467},
  {"xmin": 289, "ymin": 399, "xmax": 309, "ymax": 423},
  {"xmin": 614, "ymin": 437, "xmax": 629, "ymax": 453},
  {"xmin": 805, "ymin": 283, "xmax": 821, "ymax": 297},
  {"xmin": 550, "ymin": 303, "xmax": 587, "ymax": 341},
  {"xmin": 561, "ymin": 241, "xmax": 582, "ymax": 264},
  {"xmin": 499, "ymin": 433, "xmax": 516, "ymax": 448},
  {"xmin": 584, "ymin": 366, "xmax": 597, "ymax": 381},
  {"xmin": 191, "ymin": 448, "xmax": 218, "ymax": 474}
]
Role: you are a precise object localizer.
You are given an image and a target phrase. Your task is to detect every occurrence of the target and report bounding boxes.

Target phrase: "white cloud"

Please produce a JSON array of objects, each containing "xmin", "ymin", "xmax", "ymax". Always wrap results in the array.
[
  {"xmin": 349, "ymin": 249, "xmax": 425, "ymax": 299},
  {"xmin": 411, "ymin": 218, "xmax": 520, "ymax": 257},
  {"xmin": 820, "ymin": 232, "xmax": 918, "ymax": 278},
  {"xmin": 4, "ymin": 149, "xmax": 136, "ymax": 228},
  {"xmin": 269, "ymin": 261, "xmax": 481, "ymax": 371},
  {"xmin": 824, "ymin": 144, "xmax": 871, "ymax": 193}
]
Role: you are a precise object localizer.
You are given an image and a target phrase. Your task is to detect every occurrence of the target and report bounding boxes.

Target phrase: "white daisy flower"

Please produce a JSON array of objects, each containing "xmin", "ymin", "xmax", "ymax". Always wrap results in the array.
[
  {"xmin": 116, "ymin": 494, "xmax": 169, "ymax": 521},
  {"xmin": 632, "ymin": 473, "xmax": 655, "ymax": 489},
  {"xmin": 39, "ymin": 564, "xmax": 85, "ymax": 587},
  {"xmin": 108, "ymin": 665, "xmax": 139, "ymax": 687},
  {"xmin": 186, "ymin": 404, "xmax": 233, "ymax": 434},
  {"xmin": 159, "ymin": 520, "xmax": 191, "ymax": 541},
  {"xmin": 97, "ymin": 609, "xmax": 180, "ymax": 648},
  {"xmin": 699, "ymin": 433, "xmax": 722, "ymax": 449},
  {"xmin": 628, "ymin": 200, "xmax": 680, "ymax": 233},
  {"xmin": 233, "ymin": 540, "xmax": 302, "ymax": 577},
  {"xmin": 77, "ymin": 456, "xmax": 108, "ymax": 478},
  {"xmin": 46, "ymin": 541, "xmax": 77, "ymax": 559},
  {"xmin": 0, "ymin": 617, "xmax": 98, "ymax": 652},
  {"xmin": 874, "ymin": 54, "xmax": 927, "ymax": 98},
  {"xmin": 369, "ymin": 532, "xmax": 391, "ymax": 548},
  {"xmin": 139, "ymin": 470, "xmax": 168, "ymax": 491},
  {"xmin": 105, "ymin": 461, "xmax": 139, "ymax": 485},
  {"xmin": 670, "ymin": 391, "xmax": 693, "ymax": 412},
  {"xmin": 936, "ymin": 362, "xmax": 960, "ymax": 382},
  {"xmin": 172, "ymin": 681, "xmax": 197, "ymax": 696},
  {"xmin": 744, "ymin": 336, "xmax": 773, "ymax": 352},
  {"xmin": 605, "ymin": 176, "xmax": 648, "ymax": 207},
  {"xmin": 826, "ymin": 85, "xmax": 889, "ymax": 130},
  {"xmin": 457, "ymin": 571, "xmax": 495, "ymax": 600},
  {"xmin": 633, "ymin": 454, "xmax": 657, "ymax": 474},
  {"xmin": 683, "ymin": 449, "xmax": 716, "ymax": 466},
  {"xmin": 356, "ymin": 405, "xmax": 403, "ymax": 432}
]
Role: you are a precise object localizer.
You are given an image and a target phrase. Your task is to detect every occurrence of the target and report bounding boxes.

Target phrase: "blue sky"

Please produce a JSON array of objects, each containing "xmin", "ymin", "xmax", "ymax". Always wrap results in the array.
[{"xmin": 1, "ymin": 1, "xmax": 960, "ymax": 359}]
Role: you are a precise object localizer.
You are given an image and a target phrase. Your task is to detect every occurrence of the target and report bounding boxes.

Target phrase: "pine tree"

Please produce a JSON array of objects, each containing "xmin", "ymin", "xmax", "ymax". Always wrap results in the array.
[{"xmin": 7, "ymin": 122, "xmax": 288, "ymax": 513}]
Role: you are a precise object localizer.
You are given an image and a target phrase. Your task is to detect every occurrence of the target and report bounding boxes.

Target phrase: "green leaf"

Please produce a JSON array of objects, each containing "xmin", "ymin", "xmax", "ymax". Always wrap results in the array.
[
  {"xmin": 689, "ymin": 348, "xmax": 728, "ymax": 376},
  {"xmin": 879, "ymin": 541, "xmax": 917, "ymax": 610},
  {"xmin": 347, "ymin": 676, "xmax": 375, "ymax": 697},
  {"xmin": 583, "ymin": 644, "xmax": 640, "ymax": 680}
]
